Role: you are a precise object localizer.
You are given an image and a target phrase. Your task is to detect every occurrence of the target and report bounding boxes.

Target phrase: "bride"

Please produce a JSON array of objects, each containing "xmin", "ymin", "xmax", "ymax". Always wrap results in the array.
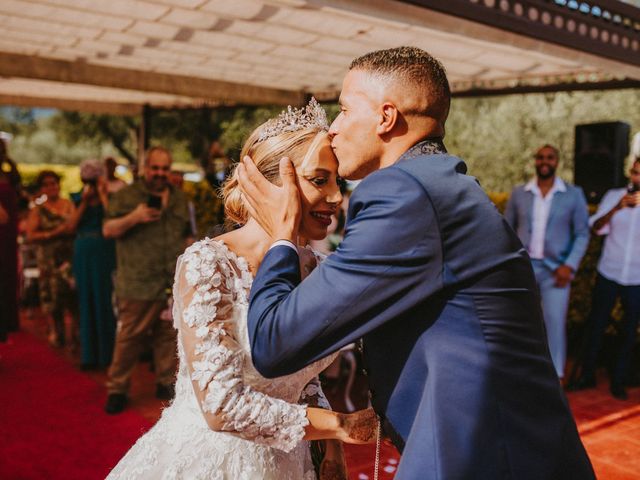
[{"xmin": 107, "ymin": 100, "xmax": 377, "ymax": 480}]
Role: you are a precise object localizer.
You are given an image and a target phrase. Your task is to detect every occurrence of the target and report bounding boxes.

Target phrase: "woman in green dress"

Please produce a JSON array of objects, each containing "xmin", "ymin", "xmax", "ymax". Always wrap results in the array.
[
  {"xmin": 26, "ymin": 170, "xmax": 77, "ymax": 348},
  {"xmin": 67, "ymin": 160, "xmax": 117, "ymax": 369}
]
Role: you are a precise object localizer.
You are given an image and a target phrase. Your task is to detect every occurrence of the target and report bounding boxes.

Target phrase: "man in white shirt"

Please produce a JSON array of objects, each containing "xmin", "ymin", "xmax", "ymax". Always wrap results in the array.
[
  {"xmin": 571, "ymin": 157, "xmax": 640, "ymax": 400},
  {"xmin": 505, "ymin": 144, "xmax": 590, "ymax": 379}
]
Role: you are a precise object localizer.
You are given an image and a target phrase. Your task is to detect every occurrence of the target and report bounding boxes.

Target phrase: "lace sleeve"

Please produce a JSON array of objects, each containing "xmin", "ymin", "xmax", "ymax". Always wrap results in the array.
[
  {"xmin": 299, "ymin": 376, "xmax": 332, "ymax": 410},
  {"xmin": 175, "ymin": 241, "xmax": 309, "ymax": 452}
]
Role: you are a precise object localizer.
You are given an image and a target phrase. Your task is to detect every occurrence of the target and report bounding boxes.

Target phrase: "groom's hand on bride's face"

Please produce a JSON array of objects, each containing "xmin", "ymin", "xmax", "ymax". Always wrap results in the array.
[{"xmin": 237, "ymin": 155, "xmax": 301, "ymax": 243}]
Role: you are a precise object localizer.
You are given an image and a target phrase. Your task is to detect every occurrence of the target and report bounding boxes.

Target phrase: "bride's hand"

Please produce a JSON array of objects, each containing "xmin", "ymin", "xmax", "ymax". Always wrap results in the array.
[
  {"xmin": 237, "ymin": 155, "xmax": 301, "ymax": 243},
  {"xmin": 336, "ymin": 407, "xmax": 378, "ymax": 444}
]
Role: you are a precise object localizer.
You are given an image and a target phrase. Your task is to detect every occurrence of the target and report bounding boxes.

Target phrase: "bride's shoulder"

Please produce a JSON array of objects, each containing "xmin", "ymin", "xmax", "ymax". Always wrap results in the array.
[
  {"xmin": 179, "ymin": 238, "xmax": 234, "ymax": 286},
  {"xmin": 182, "ymin": 237, "xmax": 228, "ymax": 258}
]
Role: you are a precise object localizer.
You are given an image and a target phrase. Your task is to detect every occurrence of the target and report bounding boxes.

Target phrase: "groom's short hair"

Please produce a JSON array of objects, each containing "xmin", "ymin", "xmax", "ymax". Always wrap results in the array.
[{"xmin": 350, "ymin": 46, "xmax": 451, "ymax": 124}]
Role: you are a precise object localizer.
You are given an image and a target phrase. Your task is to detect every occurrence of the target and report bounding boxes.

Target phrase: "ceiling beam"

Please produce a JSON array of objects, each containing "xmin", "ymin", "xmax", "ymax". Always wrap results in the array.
[
  {"xmin": 451, "ymin": 78, "xmax": 640, "ymax": 98},
  {"xmin": 0, "ymin": 94, "xmax": 142, "ymax": 115},
  {"xmin": 400, "ymin": 0, "xmax": 640, "ymax": 67},
  {"xmin": 317, "ymin": 0, "xmax": 640, "ymax": 80},
  {"xmin": 0, "ymin": 52, "xmax": 306, "ymax": 107}
]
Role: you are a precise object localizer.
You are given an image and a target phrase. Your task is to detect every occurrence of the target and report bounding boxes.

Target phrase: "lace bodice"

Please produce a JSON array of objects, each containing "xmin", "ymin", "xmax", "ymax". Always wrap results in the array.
[
  {"xmin": 173, "ymin": 238, "xmax": 335, "ymax": 451},
  {"xmin": 107, "ymin": 238, "xmax": 336, "ymax": 480}
]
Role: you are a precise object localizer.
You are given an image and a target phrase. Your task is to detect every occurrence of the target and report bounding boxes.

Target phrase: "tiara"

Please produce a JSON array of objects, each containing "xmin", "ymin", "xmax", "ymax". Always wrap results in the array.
[{"xmin": 258, "ymin": 97, "xmax": 329, "ymax": 142}]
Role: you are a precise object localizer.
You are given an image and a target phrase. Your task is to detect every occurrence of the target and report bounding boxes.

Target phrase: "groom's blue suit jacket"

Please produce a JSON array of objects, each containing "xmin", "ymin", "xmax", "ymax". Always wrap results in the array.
[{"xmin": 248, "ymin": 146, "xmax": 594, "ymax": 479}]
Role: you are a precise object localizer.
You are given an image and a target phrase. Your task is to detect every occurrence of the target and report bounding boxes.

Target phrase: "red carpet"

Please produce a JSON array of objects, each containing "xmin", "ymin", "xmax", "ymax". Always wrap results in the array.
[
  {"xmin": 0, "ymin": 329, "xmax": 398, "ymax": 479},
  {"xmin": 345, "ymin": 442, "xmax": 401, "ymax": 479},
  {"xmin": 5, "ymin": 323, "xmax": 640, "ymax": 480},
  {"xmin": 0, "ymin": 332, "xmax": 152, "ymax": 480}
]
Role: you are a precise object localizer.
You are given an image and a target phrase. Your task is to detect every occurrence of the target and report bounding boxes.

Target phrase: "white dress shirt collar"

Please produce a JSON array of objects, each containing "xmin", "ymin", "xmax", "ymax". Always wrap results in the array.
[
  {"xmin": 524, "ymin": 176, "xmax": 567, "ymax": 195},
  {"xmin": 525, "ymin": 177, "xmax": 566, "ymax": 260}
]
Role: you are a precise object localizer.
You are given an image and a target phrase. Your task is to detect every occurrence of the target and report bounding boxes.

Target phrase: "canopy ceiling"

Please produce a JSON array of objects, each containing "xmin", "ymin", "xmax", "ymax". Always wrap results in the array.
[{"xmin": 0, "ymin": 0, "xmax": 638, "ymax": 113}]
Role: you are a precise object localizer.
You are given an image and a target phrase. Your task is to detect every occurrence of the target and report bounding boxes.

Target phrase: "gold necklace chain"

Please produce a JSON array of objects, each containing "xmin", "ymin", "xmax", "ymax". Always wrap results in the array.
[{"xmin": 374, "ymin": 416, "xmax": 381, "ymax": 480}]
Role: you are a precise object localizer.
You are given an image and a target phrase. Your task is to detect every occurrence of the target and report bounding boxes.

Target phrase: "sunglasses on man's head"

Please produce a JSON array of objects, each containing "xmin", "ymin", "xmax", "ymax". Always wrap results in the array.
[{"xmin": 535, "ymin": 154, "xmax": 557, "ymax": 160}]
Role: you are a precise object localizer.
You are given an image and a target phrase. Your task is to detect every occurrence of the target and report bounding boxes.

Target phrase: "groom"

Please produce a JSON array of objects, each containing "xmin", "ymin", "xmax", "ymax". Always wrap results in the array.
[{"xmin": 238, "ymin": 47, "xmax": 594, "ymax": 479}]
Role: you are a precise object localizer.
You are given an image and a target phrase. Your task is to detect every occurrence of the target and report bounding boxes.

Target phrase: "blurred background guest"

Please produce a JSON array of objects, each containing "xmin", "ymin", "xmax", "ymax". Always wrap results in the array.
[
  {"xmin": 184, "ymin": 140, "xmax": 227, "ymax": 238},
  {"xmin": 0, "ymin": 201, "xmax": 8, "ymax": 223},
  {"xmin": 505, "ymin": 144, "xmax": 589, "ymax": 380},
  {"xmin": 571, "ymin": 156, "xmax": 640, "ymax": 400},
  {"xmin": 104, "ymin": 157, "xmax": 126, "ymax": 195},
  {"xmin": 67, "ymin": 159, "xmax": 116, "ymax": 370},
  {"xmin": 169, "ymin": 169, "xmax": 197, "ymax": 240},
  {"xmin": 168, "ymin": 169, "xmax": 184, "ymax": 189},
  {"xmin": 0, "ymin": 138, "xmax": 21, "ymax": 341},
  {"xmin": 102, "ymin": 146, "xmax": 190, "ymax": 414},
  {"xmin": 204, "ymin": 140, "xmax": 231, "ymax": 190},
  {"xmin": 25, "ymin": 170, "xmax": 78, "ymax": 348}
]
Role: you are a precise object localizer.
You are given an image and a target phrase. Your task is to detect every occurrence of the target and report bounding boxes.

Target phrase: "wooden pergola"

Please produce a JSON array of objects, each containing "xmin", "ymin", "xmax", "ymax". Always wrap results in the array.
[{"xmin": 0, "ymin": 0, "xmax": 638, "ymax": 157}]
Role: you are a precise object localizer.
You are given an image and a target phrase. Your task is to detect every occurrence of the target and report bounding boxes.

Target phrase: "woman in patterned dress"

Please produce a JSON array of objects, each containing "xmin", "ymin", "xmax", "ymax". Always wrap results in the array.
[{"xmin": 26, "ymin": 170, "xmax": 78, "ymax": 348}]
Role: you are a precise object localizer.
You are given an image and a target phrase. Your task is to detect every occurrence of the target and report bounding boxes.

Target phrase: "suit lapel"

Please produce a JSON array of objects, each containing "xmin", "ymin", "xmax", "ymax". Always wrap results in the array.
[
  {"xmin": 525, "ymin": 190, "xmax": 534, "ymax": 232},
  {"xmin": 546, "ymin": 189, "xmax": 566, "ymax": 228}
]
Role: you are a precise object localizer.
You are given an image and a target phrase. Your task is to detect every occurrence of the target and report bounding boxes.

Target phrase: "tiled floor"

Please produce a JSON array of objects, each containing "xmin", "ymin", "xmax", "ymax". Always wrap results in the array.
[
  {"xmin": 16, "ymin": 308, "xmax": 640, "ymax": 479},
  {"xmin": 568, "ymin": 384, "xmax": 640, "ymax": 479}
]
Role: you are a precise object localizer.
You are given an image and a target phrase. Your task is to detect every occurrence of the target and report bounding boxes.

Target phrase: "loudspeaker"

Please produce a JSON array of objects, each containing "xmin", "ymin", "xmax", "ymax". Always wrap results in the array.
[{"xmin": 574, "ymin": 121, "xmax": 630, "ymax": 204}]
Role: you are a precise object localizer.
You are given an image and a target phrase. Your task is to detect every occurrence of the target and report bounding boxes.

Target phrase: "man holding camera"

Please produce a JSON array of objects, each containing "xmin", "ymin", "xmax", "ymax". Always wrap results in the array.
[
  {"xmin": 572, "ymin": 157, "xmax": 640, "ymax": 399},
  {"xmin": 102, "ymin": 146, "xmax": 190, "ymax": 414}
]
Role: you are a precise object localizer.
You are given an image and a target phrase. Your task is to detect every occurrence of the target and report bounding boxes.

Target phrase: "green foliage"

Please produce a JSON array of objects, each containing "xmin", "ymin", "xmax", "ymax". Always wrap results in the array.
[
  {"xmin": 217, "ymin": 106, "xmax": 281, "ymax": 161},
  {"xmin": 0, "ymin": 107, "xmax": 37, "ymax": 137},
  {"xmin": 49, "ymin": 112, "xmax": 138, "ymax": 163},
  {"xmin": 149, "ymin": 107, "xmax": 228, "ymax": 166},
  {"xmin": 447, "ymin": 89, "xmax": 640, "ymax": 192},
  {"xmin": 10, "ymin": 127, "xmax": 114, "ymax": 165},
  {"xmin": 2, "ymin": 88, "xmax": 638, "ymax": 187}
]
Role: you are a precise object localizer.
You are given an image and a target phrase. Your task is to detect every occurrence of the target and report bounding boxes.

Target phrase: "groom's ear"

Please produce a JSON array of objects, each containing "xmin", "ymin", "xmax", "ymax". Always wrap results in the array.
[{"xmin": 377, "ymin": 102, "xmax": 399, "ymax": 135}]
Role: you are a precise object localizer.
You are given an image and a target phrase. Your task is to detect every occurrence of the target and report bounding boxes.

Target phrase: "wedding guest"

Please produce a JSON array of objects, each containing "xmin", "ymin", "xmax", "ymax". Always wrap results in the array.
[
  {"xmin": 0, "ymin": 139, "xmax": 21, "ymax": 341},
  {"xmin": 505, "ymin": 144, "xmax": 589, "ymax": 379},
  {"xmin": 0, "ymin": 201, "xmax": 8, "ymax": 224},
  {"xmin": 168, "ymin": 169, "xmax": 184, "ymax": 189},
  {"xmin": 67, "ymin": 159, "xmax": 116, "ymax": 370},
  {"xmin": 571, "ymin": 157, "xmax": 640, "ymax": 399},
  {"xmin": 103, "ymin": 146, "xmax": 190, "ymax": 414},
  {"xmin": 104, "ymin": 157, "xmax": 127, "ymax": 195},
  {"xmin": 205, "ymin": 140, "xmax": 231, "ymax": 190},
  {"xmin": 183, "ymin": 140, "xmax": 227, "ymax": 238},
  {"xmin": 169, "ymin": 169, "xmax": 197, "ymax": 239},
  {"xmin": 25, "ymin": 170, "xmax": 78, "ymax": 348}
]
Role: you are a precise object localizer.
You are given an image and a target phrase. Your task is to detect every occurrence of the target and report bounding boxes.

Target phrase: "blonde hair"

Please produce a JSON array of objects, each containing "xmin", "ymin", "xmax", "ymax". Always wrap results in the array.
[{"xmin": 223, "ymin": 124, "xmax": 328, "ymax": 226}]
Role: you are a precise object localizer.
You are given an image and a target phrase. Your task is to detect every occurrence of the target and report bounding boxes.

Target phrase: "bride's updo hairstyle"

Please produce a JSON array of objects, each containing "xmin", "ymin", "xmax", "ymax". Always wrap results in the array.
[{"xmin": 223, "ymin": 99, "xmax": 329, "ymax": 226}]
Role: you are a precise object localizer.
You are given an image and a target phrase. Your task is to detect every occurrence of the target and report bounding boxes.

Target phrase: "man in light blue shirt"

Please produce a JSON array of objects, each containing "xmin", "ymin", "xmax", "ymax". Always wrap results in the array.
[
  {"xmin": 571, "ymin": 157, "xmax": 640, "ymax": 399},
  {"xmin": 505, "ymin": 144, "xmax": 590, "ymax": 379}
]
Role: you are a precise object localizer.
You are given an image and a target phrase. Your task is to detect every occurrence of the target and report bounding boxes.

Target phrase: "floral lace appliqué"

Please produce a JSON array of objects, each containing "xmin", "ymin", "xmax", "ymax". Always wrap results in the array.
[{"xmin": 107, "ymin": 238, "xmax": 333, "ymax": 480}]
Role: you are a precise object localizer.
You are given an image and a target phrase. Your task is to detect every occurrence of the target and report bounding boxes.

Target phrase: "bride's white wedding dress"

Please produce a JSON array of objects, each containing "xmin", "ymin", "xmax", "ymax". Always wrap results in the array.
[{"xmin": 107, "ymin": 239, "xmax": 336, "ymax": 480}]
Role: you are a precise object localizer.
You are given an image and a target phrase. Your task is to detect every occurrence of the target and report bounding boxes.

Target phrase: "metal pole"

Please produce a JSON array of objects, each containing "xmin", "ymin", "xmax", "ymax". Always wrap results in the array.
[{"xmin": 137, "ymin": 104, "xmax": 151, "ymax": 174}]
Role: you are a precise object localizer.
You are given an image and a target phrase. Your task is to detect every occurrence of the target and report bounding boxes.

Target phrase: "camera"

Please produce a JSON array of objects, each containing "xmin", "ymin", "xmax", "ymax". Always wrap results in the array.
[{"xmin": 627, "ymin": 183, "xmax": 639, "ymax": 194}]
